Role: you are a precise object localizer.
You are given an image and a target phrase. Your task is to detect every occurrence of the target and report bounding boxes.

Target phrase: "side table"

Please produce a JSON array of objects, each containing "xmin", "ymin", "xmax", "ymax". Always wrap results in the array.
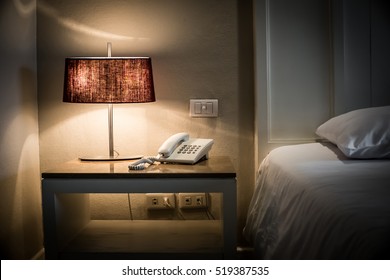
[{"xmin": 41, "ymin": 156, "xmax": 237, "ymax": 259}]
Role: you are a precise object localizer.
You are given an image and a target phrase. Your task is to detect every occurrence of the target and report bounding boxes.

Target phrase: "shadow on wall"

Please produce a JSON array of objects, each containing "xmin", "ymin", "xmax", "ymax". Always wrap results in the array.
[{"xmin": 0, "ymin": 67, "xmax": 42, "ymax": 259}]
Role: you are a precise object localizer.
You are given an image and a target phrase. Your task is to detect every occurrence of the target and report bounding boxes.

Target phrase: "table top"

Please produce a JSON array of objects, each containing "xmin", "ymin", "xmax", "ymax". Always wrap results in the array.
[{"xmin": 42, "ymin": 156, "xmax": 236, "ymax": 179}]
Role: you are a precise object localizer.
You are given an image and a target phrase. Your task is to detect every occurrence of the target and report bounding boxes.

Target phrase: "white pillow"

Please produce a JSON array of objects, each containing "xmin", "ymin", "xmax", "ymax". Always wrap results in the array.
[{"xmin": 316, "ymin": 106, "xmax": 390, "ymax": 159}]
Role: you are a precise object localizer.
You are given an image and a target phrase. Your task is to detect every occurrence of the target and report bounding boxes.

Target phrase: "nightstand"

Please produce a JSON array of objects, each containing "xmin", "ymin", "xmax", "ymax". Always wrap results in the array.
[{"xmin": 41, "ymin": 156, "xmax": 237, "ymax": 259}]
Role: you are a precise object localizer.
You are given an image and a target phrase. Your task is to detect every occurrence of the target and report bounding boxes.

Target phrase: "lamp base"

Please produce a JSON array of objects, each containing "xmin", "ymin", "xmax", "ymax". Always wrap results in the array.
[{"xmin": 79, "ymin": 155, "xmax": 143, "ymax": 161}]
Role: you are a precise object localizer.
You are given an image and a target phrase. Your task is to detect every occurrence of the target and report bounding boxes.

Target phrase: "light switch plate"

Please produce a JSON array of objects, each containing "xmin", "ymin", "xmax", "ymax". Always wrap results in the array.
[{"xmin": 190, "ymin": 99, "xmax": 218, "ymax": 118}]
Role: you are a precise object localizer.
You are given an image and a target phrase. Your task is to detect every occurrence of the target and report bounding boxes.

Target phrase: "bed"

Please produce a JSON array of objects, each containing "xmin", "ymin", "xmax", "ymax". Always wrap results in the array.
[{"xmin": 244, "ymin": 106, "xmax": 390, "ymax": 259}]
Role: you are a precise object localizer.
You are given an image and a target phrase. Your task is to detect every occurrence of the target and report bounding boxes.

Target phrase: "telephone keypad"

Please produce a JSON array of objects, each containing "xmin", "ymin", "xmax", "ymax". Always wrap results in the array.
[{"xmin": 177, "ymin": 145, "xmax": 201, "ymax": 155}]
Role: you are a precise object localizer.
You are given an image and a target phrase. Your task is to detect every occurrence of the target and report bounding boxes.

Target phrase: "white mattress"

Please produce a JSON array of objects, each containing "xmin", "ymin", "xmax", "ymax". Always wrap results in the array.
[{"xmin": 243, "ymin": 143, "xmax": 390, "ymax": 259}]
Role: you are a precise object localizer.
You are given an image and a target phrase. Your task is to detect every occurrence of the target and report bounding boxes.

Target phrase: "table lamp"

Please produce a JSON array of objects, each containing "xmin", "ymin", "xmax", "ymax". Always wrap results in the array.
[{"xmin": 63, "ymin": 44, "xmax": 156, "ymax": 161}]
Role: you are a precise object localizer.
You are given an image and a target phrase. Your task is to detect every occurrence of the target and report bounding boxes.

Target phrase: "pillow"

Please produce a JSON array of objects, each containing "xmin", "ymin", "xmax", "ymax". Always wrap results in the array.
[{"xmin": 316, "ymin": 106, "xmax": 390, "ymax": 159}]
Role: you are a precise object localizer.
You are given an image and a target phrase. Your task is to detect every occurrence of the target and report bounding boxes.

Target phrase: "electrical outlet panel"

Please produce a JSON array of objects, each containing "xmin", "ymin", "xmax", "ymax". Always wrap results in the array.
[
  {"xmin": 146, "ymin": 193, "xmax": 175, "ymax": 210},
  {"xmin": 178, "ymin": 193, "xmax": 207, "ymax": 209}
]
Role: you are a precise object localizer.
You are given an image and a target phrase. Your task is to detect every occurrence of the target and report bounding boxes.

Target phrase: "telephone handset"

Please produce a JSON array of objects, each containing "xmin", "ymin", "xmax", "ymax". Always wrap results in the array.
[
  {"xmin": 158, "ymin": 132, "xmax": 190, "ymax": 158},
  {"xmin": 128, "ymin": 132, "xmax": 214, "ymax": 170}
]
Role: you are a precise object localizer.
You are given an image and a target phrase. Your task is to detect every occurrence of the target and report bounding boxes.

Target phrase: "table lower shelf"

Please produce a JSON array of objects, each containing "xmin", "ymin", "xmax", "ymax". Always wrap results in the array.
[{"xmin": 59, "ymin": 220, "xmax": 223, "ymax": 259}]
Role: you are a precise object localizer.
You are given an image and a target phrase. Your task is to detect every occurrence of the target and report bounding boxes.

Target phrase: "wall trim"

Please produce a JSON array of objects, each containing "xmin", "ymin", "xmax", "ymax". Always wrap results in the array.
[{"xmin": 264, "ymin": 0, "xmax": 335, "ymax": 144}]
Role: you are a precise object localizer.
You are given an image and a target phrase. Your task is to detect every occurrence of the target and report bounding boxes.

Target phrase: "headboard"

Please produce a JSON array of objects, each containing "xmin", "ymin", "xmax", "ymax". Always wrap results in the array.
[{"xmin": 254, "ymin": 0, "xmax": 390, "ymax": 168}]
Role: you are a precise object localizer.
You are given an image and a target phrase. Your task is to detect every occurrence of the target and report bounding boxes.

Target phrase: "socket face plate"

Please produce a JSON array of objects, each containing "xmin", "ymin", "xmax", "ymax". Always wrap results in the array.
[
  {"xmin": 178, "ymin": 193, "xmax": 207, "ymax": 209},
  {"xmin": 146, "ymin": 193, "xmax": 175, "ymax": 210}
]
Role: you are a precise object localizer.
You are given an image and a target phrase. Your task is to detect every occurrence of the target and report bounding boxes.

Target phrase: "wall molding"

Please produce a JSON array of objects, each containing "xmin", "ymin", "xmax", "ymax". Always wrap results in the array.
[{"xmin": 264, "ymin": 0, "xmax": 335, "ymax": 144}]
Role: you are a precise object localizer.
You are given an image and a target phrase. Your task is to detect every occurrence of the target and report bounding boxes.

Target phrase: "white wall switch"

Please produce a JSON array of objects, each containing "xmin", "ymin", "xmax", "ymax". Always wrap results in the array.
[{"xmin": 190, "ymin": 99, "xmax": 218, "ymax": 117}]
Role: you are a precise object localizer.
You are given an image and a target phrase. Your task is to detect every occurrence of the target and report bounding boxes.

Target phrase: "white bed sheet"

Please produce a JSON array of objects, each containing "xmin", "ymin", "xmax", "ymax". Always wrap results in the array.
[{"xmin": 244, "ymin": 143, "xmax": 390, "ymax": 259}]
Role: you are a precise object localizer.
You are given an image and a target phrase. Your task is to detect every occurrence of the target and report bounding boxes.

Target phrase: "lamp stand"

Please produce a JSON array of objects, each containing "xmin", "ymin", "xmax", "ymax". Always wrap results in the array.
[
  {"xmin": 108, "ymin": 103, "xmax": 114, "ymax": 158},
  {"xmin": 79, "ymin": 104, "xmax": 143, "ymax": 161}
]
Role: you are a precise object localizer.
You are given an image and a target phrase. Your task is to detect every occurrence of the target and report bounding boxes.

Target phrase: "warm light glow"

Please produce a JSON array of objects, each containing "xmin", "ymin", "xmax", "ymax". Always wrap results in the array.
[{"xmin": 37, "ymin": 1, "xmax": 146, "ymax": 41}]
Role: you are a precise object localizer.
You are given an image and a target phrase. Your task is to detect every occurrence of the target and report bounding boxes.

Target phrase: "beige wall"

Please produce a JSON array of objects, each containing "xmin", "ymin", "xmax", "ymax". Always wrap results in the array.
[
  {"xmin": 37, "ymin": 0, "xmax": 254, "ymax": 243},
  {"xmin": 0, "ymin": 0, "xmax": 42, "ymax": 259}
]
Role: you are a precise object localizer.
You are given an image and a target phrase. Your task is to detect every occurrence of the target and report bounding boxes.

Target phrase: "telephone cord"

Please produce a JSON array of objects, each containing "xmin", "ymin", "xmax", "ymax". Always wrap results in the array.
[{"xmin": 128, "ymin": 154, "xmax": 161, "ymax": 170}]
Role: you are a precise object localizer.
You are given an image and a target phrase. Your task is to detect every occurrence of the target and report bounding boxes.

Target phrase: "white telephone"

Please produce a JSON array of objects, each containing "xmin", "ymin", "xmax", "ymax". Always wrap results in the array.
[
  {"xmin": 158, "ymin": 132, "xmax": 214, "ymax": 164},
  {"xmin": 129, "ymin": 132, "xmax": 214, "ymax": 170}
]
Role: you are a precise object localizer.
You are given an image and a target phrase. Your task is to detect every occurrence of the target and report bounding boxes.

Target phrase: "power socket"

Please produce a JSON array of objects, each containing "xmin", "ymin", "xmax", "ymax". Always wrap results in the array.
[
  {"xmin": 178, "ymin": 193, "xmax": 207, "ymax": 209},
  {"xmin": 146, "ymin": 193, "xmax": 175, "ymax": 210}
]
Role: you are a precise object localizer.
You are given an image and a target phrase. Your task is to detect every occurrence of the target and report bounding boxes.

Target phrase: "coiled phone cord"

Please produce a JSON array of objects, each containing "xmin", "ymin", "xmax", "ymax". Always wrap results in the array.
[{"xmin": 128, "ymin": 154, "xmax": 162, "ymax": 170}]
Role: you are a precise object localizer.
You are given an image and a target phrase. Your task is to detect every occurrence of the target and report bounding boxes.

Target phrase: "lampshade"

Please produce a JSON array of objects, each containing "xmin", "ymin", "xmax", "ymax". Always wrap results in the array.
[{"xmin": 63, "ymin": 57, "xmax": 155, "ymax": 103}]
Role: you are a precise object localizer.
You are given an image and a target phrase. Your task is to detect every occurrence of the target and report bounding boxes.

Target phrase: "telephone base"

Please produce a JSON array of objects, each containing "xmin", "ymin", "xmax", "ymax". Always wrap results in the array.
[
  {"xmin": 79, "ymin": 155, "xmax": 143, "ymax": 161},
  {"xmin": 160, "ymin": 154, "xmax": 209, "ymax": 165}
]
